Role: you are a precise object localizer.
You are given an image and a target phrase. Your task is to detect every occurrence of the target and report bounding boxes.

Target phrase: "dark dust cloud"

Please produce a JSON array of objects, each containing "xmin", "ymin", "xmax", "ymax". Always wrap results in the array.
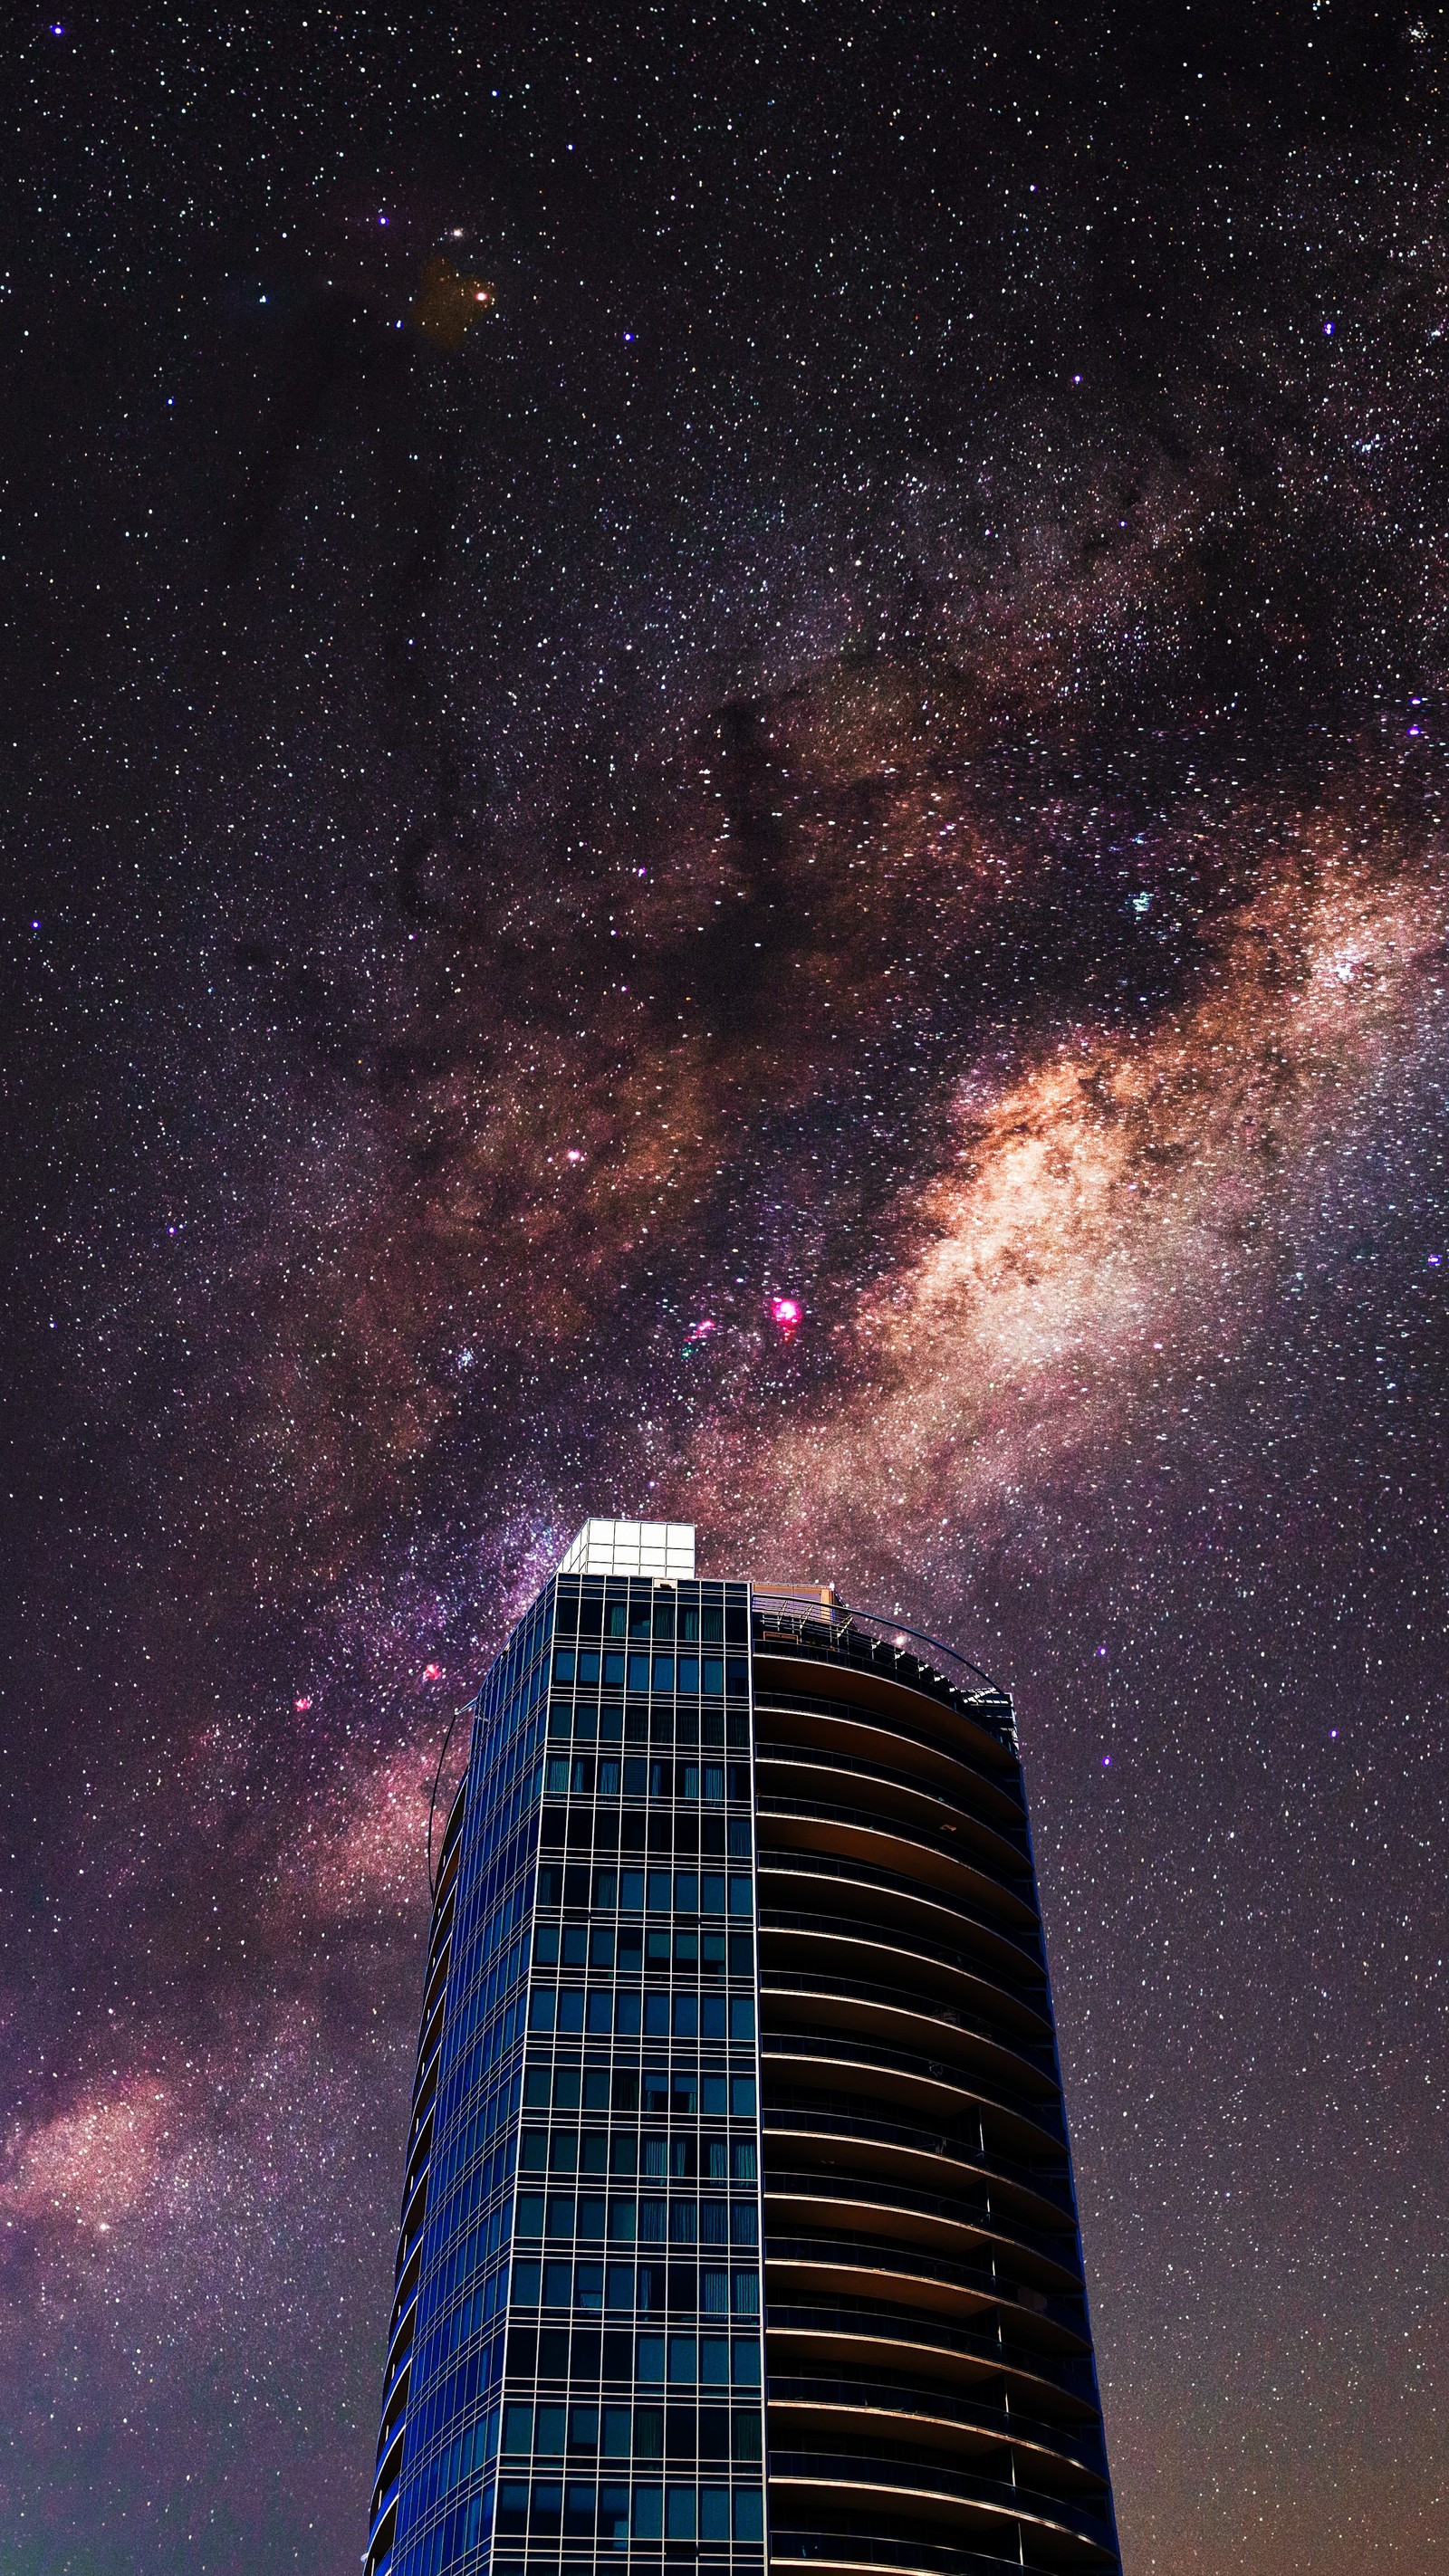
[{"xmin": 3, "ymin": 6, "xmax": 1447, "ymax": 2570}]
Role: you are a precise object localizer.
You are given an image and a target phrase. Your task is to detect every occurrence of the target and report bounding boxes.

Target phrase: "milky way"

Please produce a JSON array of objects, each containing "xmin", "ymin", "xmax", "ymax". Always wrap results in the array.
[{"xmin": 4, "ymin": 10, "xmax": 1448, "ymax": 2572}]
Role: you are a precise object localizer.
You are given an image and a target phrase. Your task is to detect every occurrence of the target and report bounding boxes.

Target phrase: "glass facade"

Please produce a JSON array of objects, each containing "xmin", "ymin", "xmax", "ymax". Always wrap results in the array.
[{"xmin": 368, "ymin": 1536, "xmax": 1119, "ymax": 2576}]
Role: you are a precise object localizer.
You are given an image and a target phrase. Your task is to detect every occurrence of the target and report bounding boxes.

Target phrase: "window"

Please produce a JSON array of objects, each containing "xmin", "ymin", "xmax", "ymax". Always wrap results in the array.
[
  {"xmin": 534, "ymin": 2403, "xmax": 566, "ymax": 2456},
  {"xmin": 733, "ymin": 2410, "xmax": 763, "ymax": 2462},
  {"xmin": 599, "ymin": 2484, "xmax": 630, "ymax": 2546},
  {"xmin": 701, "ymin": 2488, "xmax": 731, "ymax": 2541},
  {"xmin": 734, "ymin": 2489, "xmax": 764, "ymax": 2541},
  {"xmin": 666, "ymin": 2486, "xmax": 696, "ymax": 2540}
]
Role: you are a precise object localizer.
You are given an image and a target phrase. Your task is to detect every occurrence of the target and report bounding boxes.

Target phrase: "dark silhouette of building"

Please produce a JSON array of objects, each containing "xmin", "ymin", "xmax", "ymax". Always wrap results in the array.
[{"xmin": 366, "ymin": 1521, "xmax": 1119, "ymax": 2576}]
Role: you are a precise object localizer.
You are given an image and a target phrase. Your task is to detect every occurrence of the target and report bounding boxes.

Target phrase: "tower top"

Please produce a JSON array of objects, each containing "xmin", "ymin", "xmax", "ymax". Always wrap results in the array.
[{"xmin": 556, "ymin": 1517, "xmax": 696, "ymax": 1579}]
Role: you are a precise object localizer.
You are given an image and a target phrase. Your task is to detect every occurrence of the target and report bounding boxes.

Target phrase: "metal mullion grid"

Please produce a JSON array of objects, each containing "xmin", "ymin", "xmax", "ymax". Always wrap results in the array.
[
  {"xmin": 522, "ymin": 1657, "xmax": 626, "ymax": 2576},
  {"xmin": 739, "ymin": 1585, "xmax": 769, "ymax": 2576},
  {"xmin": 387, "ymin": 1634, "xmax": 550, "ymax": 2576},
  {"xmin": 506, "ymin": 1594, "xmax": 762, "ymax": 2576},
  {"xmin": 492, "ymin": 1619, "xmax": 569, "ymax": 2576}
]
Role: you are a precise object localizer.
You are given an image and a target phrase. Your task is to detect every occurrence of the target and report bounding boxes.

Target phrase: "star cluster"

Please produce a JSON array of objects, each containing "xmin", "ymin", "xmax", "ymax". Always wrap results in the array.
[{"xmin": 3, "ymin": 7, "xmax": 1448, "ymax": 2571}]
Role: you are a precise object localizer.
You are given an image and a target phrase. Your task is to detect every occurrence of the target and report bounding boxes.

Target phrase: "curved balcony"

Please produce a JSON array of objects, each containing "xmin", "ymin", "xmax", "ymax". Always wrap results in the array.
[
  {"xmin": 765, "ymin": 2447, "xmax": 1117, "ymax": 2568},
  {"xmin": 769, "ymin": 2543, "xmax": 1073, "ymax": 2576},
  {"xmin": 763, "ymin": 2234, "xmax": 1091, "ymax": 2356},
  {"xmin": 765, "ymin": 2306, "xmax": 1102, "ymax": 2431},
  {"xmin": 756, "ymin": 1744, "xmax": 1031, "ymax": 1885},
  {"xmin": 763, "ymin": 2105, "xmax": 1076, "ymax": 2235},
  {"xmin": 761, "ymin": 1973, "xmax": 1059, "ymax": 2105},
  {"xmin": 749, "ymin": 1606, "xmax": 1015, "ymax": 1767},
  {"xmin": 755, "ymin": 1796, "xmax": 1041, "ymax": 1932},
  {"xmin": 367, "ymin": 2428, "xmax": 405, "ymax": 2542},
  {"xmin": 363, "ymin": 2497, "xmax": 397, "ymax": 2576},
  {"xmin": 765, "ymin": 2131, "xmax": 1080, "ymax": 2269},
  {"xmin": 761, "ymin": 1917, "xmax": 1055, "ymax": 2045},
  {"xmin": 757, "ymin": 1852, "xmax": 1046, "ymax": 1992},
  {"xmin": 752, "ymin": 1693, "xmax": 1027, "ymax": 1831},
  {"xmin": 768, "ymin": 2381, "xmax": 1109, "ymax": 2491},
  {"xmin": 764, "ymin": 2169, "xmax": 1082, "ymax": 2295},
  {"xmin": 760, "ymin": 2028, "xmax": 1069, "ymax": 2155}
]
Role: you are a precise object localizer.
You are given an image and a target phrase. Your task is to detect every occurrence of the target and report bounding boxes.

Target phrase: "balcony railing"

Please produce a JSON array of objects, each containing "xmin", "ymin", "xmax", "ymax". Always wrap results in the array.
[{"xmin": 750, "ymin": 1595, "xmax": 1015, "ymax": 1743}]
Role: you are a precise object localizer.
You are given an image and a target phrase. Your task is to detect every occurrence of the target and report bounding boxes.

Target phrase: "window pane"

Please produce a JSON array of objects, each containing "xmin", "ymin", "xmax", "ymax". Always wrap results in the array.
[
  {"xmin": 599, "ymin": 2484, "xmax": 630, "ymax": 2546},
  {"xmin": 534, "ymin": 2405, "xmax": 566, "ymax": 2456},
  {"xmin": 666, "ymin": 2486, "xmax": 696, "ymax": 2541},
  {"xmin": 632, "ymin": 2485, "xmax": 663, "ymax": 2539},
  {"xmin": 700, "ymin": 2487, "xmax": 731, "ymax": 2541},
  {"xmin": 733, "ymin": 2409, "xmax": 763, "ymax": 2463}
]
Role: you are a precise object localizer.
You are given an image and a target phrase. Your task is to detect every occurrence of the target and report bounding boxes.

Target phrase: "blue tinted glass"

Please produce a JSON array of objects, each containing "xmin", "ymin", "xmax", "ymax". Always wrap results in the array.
[
  {"xmin": 701, "ymin": 2487, "xmax": 731, "ymax": 2541},
  {"xmin": 734, "ymin": 2488, "xmax": 764, "ymax": 2541}
]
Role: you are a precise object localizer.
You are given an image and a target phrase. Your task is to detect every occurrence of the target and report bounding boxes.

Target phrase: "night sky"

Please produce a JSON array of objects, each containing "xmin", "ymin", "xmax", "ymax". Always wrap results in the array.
[{"xmin": 4, "ymin": 5, "xmax": 1448, "ymax": 2569}]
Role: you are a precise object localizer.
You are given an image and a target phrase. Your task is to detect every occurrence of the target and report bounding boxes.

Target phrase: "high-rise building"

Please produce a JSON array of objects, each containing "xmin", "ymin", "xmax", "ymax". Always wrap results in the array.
[{"xmin": 366, "ymin": 1521, "xmax": 1119, "ymax": 2576}]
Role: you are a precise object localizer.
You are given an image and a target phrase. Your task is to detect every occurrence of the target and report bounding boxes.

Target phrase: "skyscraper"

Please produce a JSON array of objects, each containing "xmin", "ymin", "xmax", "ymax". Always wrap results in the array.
[{"xmin": 366, "ymin": 1521, "xmax": 1119, "ymax": 2576}]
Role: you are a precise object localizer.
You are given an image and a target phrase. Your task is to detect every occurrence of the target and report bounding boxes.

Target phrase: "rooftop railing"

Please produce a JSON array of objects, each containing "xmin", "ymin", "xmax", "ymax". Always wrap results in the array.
[{"xmin": 749, "ymin": 1593, "xmax": 1014, "ymax": 1742}]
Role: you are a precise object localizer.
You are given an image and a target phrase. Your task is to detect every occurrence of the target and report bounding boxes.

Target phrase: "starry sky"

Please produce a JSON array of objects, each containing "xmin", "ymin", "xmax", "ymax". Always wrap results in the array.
[{"xmin": 4, "ymin": 5, "xmax": 1448, "ymax": 2569}]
